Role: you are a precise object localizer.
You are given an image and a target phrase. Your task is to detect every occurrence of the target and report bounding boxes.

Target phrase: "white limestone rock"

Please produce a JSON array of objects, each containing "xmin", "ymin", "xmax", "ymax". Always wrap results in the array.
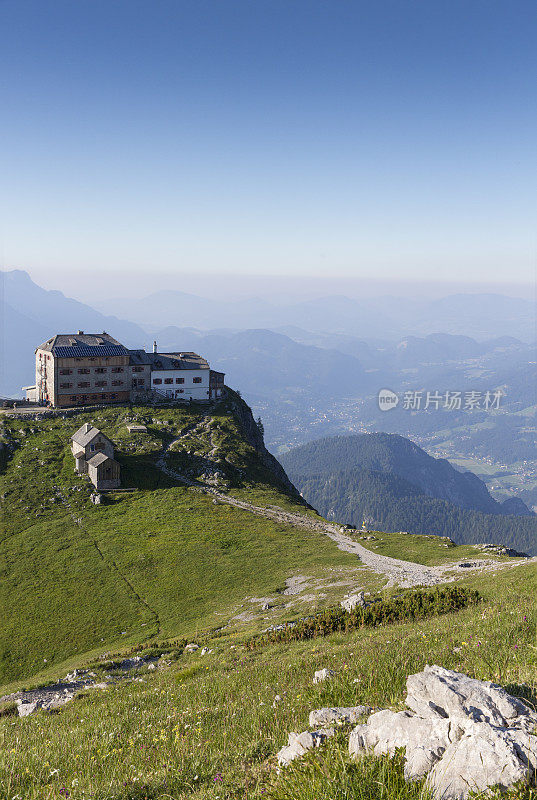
[
  {"xmin": 341, "ymin": 592, "xmax": 366, "ymax": 612},
  {"xmin": 277, "ymin": 728, "xmax": 335, "ymax": 767},
  {"xmin": 348, "ymin": 665, "xmax": 537, "ymax": 799},
  {"xmin": 313, "ymin": 668, "xmax": 334, "ymax": 684},
  {"xmin": 309, "ymin": 706, "xmax": 371, "ymax": 728}
]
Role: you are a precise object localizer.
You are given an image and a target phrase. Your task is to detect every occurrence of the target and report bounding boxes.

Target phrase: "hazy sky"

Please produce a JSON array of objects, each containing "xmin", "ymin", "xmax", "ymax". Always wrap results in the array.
[{"xmin": 1, "ymin": 0, "xmax": 536, "ymax": 290}]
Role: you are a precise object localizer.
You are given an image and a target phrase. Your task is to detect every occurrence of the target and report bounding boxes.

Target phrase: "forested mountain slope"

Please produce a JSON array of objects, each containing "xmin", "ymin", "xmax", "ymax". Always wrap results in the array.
[{"xmin": 281, "ymin": 434, "xmax": 536, "ymax": 554}]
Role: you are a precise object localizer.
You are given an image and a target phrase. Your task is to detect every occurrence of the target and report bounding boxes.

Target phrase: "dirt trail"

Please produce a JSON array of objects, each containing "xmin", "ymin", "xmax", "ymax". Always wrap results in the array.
[{"xmin": 155, "ymin": 447, "xmax": 536, "ymax": 587}]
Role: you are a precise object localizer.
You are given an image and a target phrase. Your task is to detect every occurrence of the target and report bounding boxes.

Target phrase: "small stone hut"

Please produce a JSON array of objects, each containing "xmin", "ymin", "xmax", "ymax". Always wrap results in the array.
[
  {"xmin": 87, "ymin": 451, "xmax": 121, "ymax": 490},
  {"xmin": 71, "ymin": 422, "xmax": 120, "ymax": 489}
]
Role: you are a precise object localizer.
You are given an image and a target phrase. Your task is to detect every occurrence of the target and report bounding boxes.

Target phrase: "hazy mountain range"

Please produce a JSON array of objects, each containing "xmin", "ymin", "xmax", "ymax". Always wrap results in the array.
[
  {"xmin": 3, "ymin": 269, "xmax": 535, "ymax": 398},
  {"xmin": 94, "ymin": 286, "xmax": 536, "ymax": 342}
]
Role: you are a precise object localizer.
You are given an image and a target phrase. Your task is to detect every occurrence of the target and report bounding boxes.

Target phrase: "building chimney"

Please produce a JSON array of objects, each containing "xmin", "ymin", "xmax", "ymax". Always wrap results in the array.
[
  {"xmin": 153, "ymin": 341, "xmax": 157, "ymax": 353},
  {"xmin": 77, "ymin": 330, "xmax": 84, "ymax": 335}
]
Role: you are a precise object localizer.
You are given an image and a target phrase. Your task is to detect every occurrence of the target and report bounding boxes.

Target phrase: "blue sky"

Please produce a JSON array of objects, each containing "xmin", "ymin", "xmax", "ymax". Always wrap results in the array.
[{"xmin": 1, "ymin": 0, "xmax": 536, "ymax": 294}]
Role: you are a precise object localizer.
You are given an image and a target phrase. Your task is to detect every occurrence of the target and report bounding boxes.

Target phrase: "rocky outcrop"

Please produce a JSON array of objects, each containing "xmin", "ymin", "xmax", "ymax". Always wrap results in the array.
[
  {"xmin": 277, "ymin": 728, "xmax": 335, "ymax": 767},
  {"xmin": 349, "ymin": 665, "xmax": 537, "ymax": 799},
  {"xmin": 309, "ymin": 706, "xmax": 370, "ymax": 727},
  {"xmin": 228, "ymin": 392, "xmax": 304, "ymax": 499}
]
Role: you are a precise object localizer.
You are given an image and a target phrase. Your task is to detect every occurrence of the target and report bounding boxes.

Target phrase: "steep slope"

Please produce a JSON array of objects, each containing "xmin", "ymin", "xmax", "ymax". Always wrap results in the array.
[
  {"xmin": 0, "ymin": 538, "xmax": 534, "ymax": 800},
  {"xmin": 0, "ymin": 395, "xmax": 357, "ymax": 684}
]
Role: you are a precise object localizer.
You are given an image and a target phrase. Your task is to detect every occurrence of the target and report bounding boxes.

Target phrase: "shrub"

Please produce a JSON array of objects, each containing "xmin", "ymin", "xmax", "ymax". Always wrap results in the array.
[{"xmin": 245, "ymin": 587, "xmax": 480, "ymax": 649}]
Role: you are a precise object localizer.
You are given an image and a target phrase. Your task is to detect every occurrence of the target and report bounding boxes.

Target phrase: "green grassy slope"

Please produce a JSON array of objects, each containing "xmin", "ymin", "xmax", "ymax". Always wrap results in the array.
[
  {"xmin": 0, "ymin": 563, "xmax": 534, "ymax": 800},
  {"xmin": 345, "ymin": 529, "xmax": 516, "ymax": 565},
  {"xmin": 0, "ymin": 398, "xmax": 360, "ymax": 684}
]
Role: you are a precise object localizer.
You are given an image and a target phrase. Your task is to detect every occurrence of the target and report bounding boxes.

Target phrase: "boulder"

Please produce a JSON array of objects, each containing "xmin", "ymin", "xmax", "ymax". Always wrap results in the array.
[
  {"xmin": 309, "ymin": 706, "xmax": 371, "ymax": 727},
  {"xmin": 313, "ymin": 668, "xmax": 334, "ymax": 684},
  {"xmin": 277, "ymin": 728, "xmax": 335, "ymax": 767},
  {"xmin": 341, "ymin": 592, "xmax": 366, "ymax": 612},
  {"xmin": 184, "ymin": 643, "xmax": 199, "ymax": 653},
  {"xmin": 349, "ymin": 665, "xmax": 537, "ymax": 799}
]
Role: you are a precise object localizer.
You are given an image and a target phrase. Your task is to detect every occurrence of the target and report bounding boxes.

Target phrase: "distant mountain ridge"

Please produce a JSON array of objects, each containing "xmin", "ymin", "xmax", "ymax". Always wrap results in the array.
[
  {"xmin": 94, "ymin": 286, "xmax": 536, "ymax": 342},
  {"xmin": 280, "ymin": 433, "xmax": 536, "ymax": 555},
  {"xmin": 280, "ymin": 433, "xmax": 532, "ymax": 516}
]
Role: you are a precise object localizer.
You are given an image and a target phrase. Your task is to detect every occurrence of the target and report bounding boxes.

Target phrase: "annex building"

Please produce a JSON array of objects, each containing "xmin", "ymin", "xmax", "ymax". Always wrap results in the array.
[{"xmin": 27, "ymin": 332, "xmax": 225, "ymax": 408}]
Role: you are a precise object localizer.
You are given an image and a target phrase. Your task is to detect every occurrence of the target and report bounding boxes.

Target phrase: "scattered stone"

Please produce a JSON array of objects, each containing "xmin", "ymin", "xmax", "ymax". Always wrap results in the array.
[
  {"xmin": 277, "ymin": 728, "xmax": 335, "ymax": 767},
  {"xmin": 262, "ymin": 602, "xmax": 272, "ymax": 611},
  {"xmin": 184, "ymin": 643, "xmax": 199, "ymax": 653},
  {"xmin": 200, "ymin": 647, "xmax": 213, "ymax": 656},
  {"xmin": 272, "ymin": 694, "xmax": 282, "ymax": 708},
  {"xmin": 341, "ymin": 592, "xmax": 366, "ymax": 612},
  {"xmin": 349, "ymin": 665, "xmax": 537, "ymax": 799},
  {"xmin": 118, "ymin": 656, "xmax": 145, "ymax": 670},
  {"xmin": 309, "ymin": 706, "xmax": 371, "ymax": 727},
  {"xmin": 64, "ymin": 669, "xmax": 86, "ymax": 682},
  {"xmin": 313, "ymin": 668, "xmax": 334, "ymax": 684}
]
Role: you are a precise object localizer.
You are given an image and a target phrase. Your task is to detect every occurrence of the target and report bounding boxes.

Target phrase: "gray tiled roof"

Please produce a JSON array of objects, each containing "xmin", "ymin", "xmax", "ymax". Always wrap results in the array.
[
  {"xmin": 71, "ymin": 424, "xmax": 112, "ymax": 448},
  {"xmin": 148, "ymin": 352, "xmax": 210, "ymax": 370},
  {"xmin": 87, "ymin": 452, "xmax": 116, "ymax": 467},
  {"xmin": 128, "ymin": 349, "xmax": 153, "ymax": 365},
  {"xmin": 37, "ymin": 333, "xmax": 128, "ymax": 357}
]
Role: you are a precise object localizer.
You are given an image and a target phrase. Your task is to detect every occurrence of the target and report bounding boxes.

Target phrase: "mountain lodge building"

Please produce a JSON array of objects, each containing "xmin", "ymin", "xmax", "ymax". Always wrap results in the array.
[{"xmin": 27, "ymin": 332, "xmax": 225, "ymax": 407}]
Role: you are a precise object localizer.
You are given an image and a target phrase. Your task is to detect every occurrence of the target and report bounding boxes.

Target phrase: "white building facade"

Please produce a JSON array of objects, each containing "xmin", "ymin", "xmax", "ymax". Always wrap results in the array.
[{"xmin": 150, "ymin": 366, "xmax": 210, "ymax": 400}]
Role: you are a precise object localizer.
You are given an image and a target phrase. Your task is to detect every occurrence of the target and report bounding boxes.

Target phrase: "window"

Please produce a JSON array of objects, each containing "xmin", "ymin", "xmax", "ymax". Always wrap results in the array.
[
  {"xmin": 132, "ymin": 366, "xmax": 144, "ymax": 373},
  {"xmin": 164, "ymin": 378, "xmax": 174, "ymax": 384},
  {"xmin": 193, "ymin": 377, "xmax": 202, "ymax": 384},
  {"xmin": 95, "ymin": 380, "xmax": 107, "ymax": 387},
  {"xmin": 111, "ymin": 380, "xmax": 123, "ymax": 386},
  {"xmin": 60, "ymin": 382, "xmax": 73, "ymax": 389},
  {"xmin": 175, "ymin": 377, "xmax": 184, "ymax": 384},
  {"xmin": 60, "ymin": 369, "xmax": 72, "ymax": 375},
  {"xmin": 153, "ymin": 378, "xmax": 162, "ymax": 385},
  {"xmin": 95, "ymin": 367, "xmax": 107, "ymax": 374},
  {"xmin": 78, "ymin": 368, "xmax": 90, "ymax": 374},
  {"xmin": 176, "ymin": 389, "xmax": 184, "ymax": 394},
  {"xmin": 91, "ymin": 394, "xmax": 98, "ymax": 400},
  {"xmin": 70, "ymin": 395, "xmax": 77, "ymax": 401},
  {"xmin": 110, "ymin": 393, "xmax": 117, "ymax": 399},
  {"xmin": 111, "ymin": 367, "xmax": 124, "ymax": 373},
  {"xmin": 78, "ymin": 381, "xmax": 90, "ymax": 388}
]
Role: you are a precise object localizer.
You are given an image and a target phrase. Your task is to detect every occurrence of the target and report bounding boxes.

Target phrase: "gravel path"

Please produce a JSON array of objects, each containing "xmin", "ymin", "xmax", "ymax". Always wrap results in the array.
[{"xmin": 156, "ymin": 446, "xmax": 536, "ymax": 587}]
